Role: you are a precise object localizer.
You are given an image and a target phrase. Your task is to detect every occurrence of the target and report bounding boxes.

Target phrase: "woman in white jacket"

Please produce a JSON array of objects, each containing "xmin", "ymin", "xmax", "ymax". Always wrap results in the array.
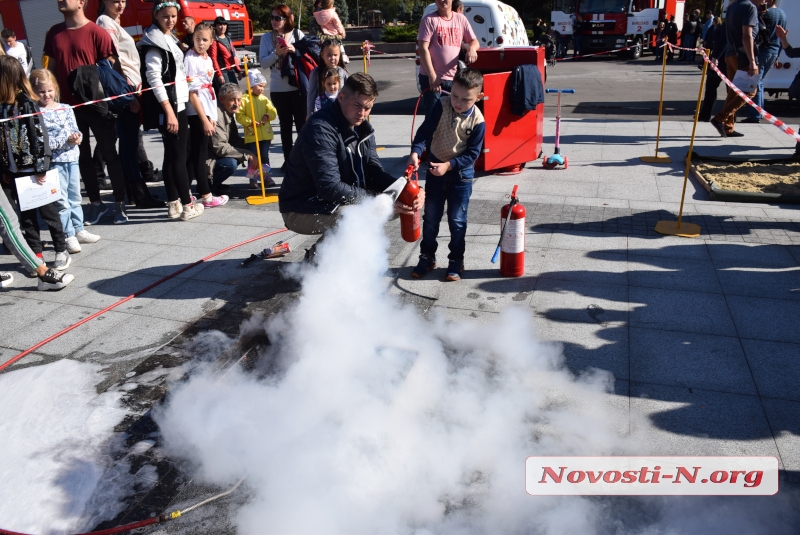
[{"xmin": 139, "ymin": 1, "xmax": 203, "ymax": 221}]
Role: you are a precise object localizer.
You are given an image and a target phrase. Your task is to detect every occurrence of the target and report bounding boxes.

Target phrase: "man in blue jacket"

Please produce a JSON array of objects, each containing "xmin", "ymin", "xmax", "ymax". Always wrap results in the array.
[{"xmin": 279, "ymin": 73, "xmax": 425, "ymax": 242}]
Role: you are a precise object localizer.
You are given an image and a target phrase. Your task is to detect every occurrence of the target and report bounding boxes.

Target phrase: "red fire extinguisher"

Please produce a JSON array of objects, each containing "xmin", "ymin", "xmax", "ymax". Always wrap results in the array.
[
  {"xmin": 399, "ymin": 165, "xmax": 421, "ymax": 242},
  {"xmin": 491, "ymin": 185, "xmax": 525, "ymax": 277}
]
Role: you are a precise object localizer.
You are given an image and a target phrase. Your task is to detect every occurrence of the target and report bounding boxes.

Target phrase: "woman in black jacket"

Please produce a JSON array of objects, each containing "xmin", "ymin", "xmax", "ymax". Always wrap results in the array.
[{"xmin": 680, "ymin": 13, "xmax": 699, "ymax": 63}]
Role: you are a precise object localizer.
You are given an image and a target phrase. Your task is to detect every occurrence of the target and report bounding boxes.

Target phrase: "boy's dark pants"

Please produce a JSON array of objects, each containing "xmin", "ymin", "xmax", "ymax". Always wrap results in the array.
[{"xmin": 420, "ymin": 166, "xmax": 474, "ymax": 263}]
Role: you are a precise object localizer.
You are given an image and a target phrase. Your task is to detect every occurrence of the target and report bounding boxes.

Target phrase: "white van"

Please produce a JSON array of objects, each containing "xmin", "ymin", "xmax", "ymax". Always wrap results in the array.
[
  {"xmin": 763, "ymin": 1, "xmax": 799, "ymax": 97},
  {"xmin": 421, "ymin": 0, "xmax": 529, "ymax": 48}
]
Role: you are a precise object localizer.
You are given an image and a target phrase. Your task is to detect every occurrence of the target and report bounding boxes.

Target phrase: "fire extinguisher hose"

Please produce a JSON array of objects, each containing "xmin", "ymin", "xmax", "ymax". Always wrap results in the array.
[{"xmin": 0, "ymin": 478, "xmax": 245, "ymax": 535}]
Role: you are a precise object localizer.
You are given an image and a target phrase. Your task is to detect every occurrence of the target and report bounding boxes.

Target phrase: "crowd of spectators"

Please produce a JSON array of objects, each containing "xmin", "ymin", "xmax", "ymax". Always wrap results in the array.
[{"xmin": 2, "ymin": 0, "xmax": 798, "ymax": 293}]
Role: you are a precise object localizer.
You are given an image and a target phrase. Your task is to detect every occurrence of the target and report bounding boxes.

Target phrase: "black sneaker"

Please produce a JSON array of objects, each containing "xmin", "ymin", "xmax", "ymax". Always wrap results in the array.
[
  {"xmin": 37, "ymin": 268, "xmax": 74, "ymax": 291},
  {"xmin": 411, "ymin": 255, "xmax": 436, "ymax": 279},
  {"xmin": 727, "ymin": 131, "xmax": 745, "ymax": 137},
  {"xmin": 710, "ymin": 118, "xmax": 727, "ymax": 138},
  {"xmin": 445, "ymin": 260, "xmax": 464, "ymax": 282}
]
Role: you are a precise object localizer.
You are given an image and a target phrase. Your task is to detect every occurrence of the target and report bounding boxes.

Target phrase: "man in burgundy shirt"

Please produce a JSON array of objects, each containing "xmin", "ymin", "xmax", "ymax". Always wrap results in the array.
[
  {"xmin": 43, "ymin": 0, "xmax": 128, "ymax": 224},
  {"xmin": 417, "ymin": 0, "xmax": 479, "ymax": 113}
]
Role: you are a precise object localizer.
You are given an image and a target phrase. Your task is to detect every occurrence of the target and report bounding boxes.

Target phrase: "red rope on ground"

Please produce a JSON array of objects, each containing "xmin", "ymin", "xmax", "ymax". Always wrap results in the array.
[
  {"xmin": 0, "ymin": 228, "xmax": 288, "ymax": 374},
  {"xmin": 0, "ymin": 515, "xmax": 162, "ymax": 535}
]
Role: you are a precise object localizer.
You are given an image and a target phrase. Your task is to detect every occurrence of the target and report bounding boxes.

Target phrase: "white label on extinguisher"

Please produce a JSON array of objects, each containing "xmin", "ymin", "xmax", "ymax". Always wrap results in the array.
[{"xmin": 501, "ymin": 217, "xmax": 526, "ymax": 253}]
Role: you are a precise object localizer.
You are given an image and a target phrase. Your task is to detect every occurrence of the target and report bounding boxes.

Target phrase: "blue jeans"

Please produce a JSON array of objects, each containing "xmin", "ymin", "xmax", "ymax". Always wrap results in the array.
[
  {"xmin": 245, "ymin": 141, "xmax": 271, "ymax": 168},
  {"xmin": 746, "ymin": 50, "xmax": 778, "ymax": 120},
  {"xmin": 420, "ymin": 165, "xmax": 474, "ymax": 263},
  {"xmin": 418, "ymin": 74, "xmax": 452, "ymax": 115},
  {"xmin": 54, "ymin": 161, "xmax": 84, "ymax": 238},
  {"xmin": 212, "ymin": 157, "xmax": 239, "ymax": 186}
]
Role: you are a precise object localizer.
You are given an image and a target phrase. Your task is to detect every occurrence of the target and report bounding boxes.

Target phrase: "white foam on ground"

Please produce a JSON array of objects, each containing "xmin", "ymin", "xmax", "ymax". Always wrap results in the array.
[{"xmin": 0, "ymin": 359, "xmax": 129, "ymax": 534}]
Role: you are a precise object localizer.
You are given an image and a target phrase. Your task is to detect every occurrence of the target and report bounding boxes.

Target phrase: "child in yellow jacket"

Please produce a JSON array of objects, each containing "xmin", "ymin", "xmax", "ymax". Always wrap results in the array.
[{"xmin": 236, "ymin": 70, "xmax": 278, "ymax": 187}]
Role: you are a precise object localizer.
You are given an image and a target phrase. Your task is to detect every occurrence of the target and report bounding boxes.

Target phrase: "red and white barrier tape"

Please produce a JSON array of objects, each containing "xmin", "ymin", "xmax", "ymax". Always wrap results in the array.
[
  {"xmin": 0, "ymin": 63, "xmax": 241, "ymax": 124},
  {"xmin": 698, "ymin": 48, "xmax": 800, "ymax": 142},
  {"xmin": 556, "ymin": 45, "xmax": 634, "ymax": 61},
  {"xmin": 664, "ymin": 42, "xmax": 702, "ymax": 52}
]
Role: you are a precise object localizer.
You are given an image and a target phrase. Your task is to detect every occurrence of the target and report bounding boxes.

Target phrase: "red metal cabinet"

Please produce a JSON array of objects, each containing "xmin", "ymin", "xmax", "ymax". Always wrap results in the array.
[{"xmin": 469, "ymin": 47, "xmax": 545, "ymax": 173}]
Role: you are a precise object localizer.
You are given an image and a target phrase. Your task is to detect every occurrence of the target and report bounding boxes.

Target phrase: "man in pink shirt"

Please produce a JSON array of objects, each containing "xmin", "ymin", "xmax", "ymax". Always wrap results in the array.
[{"xmin": 417, "ymin": 0, "xmax": 479, "ymax": 112}]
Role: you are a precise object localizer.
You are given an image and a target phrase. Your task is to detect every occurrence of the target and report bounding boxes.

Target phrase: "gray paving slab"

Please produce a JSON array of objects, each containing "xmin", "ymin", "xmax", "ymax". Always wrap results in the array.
[
  {"xmin": 130, "ymin": 279, "xmax": 236, "ymax": 322},
  {"xmin": 540, "ymin": 248, "xmax": 629, "ymax": 287},
  {"xmin": 531, "ymin": 278, "xmax": 628, "ymax": 324},
  {"xmin": 73, "ymin": 312, "xmax": 188, "ymax": 361},
  {"xmin": 627, "ymin": 254, "xmax": 722, "ymax": 294},
  {"xmin": 629, "ymin": 286, "xmax": 737, "ymax": 337},
  {"xmin": 532, "ymin": 315, "xmax": 629, "ymax": 381},
  {"xmin": 549, "ymin": 230, "xmax": 628, "ymax": 252},
  {"xmin": 629, "ymin": 383, "xmax": 779, "ymax": 458},
  {"xmin": 706, "ymin": 242, "xmax": 800, "ymax": 269},
  {"xmin": 740, "ymin": 339, "xmax": 800, "ymax": 402},
  {"xmin": 629, "ymin": 327, "xmax": 758, "ymax": 395},
  {"xmin": 727, "ymin": 295, "xmax": 800, "ymax": 344},
  {"xmin": 761, "ymin": 398, "xmax": 800, "ymax": 481},
  {"xmin": 715, "ymin": 265, "xmax": 800, "ymax": 302}
]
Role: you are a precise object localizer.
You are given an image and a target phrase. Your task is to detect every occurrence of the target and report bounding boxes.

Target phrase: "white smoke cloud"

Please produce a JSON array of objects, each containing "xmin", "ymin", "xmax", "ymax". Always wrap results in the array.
[
  {"xmin": 156, "ymin": 196, "xmax": 631, "ymax": 534},
  {"xmin": 154, "ymin": 196, "xmax": 800, "ymax": 534}
]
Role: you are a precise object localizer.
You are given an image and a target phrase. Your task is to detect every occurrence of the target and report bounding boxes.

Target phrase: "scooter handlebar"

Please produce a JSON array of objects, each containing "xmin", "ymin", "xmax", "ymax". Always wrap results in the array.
[{"xmin": 546, "ymin": 89, "xmax": 576, "ymax": 93}]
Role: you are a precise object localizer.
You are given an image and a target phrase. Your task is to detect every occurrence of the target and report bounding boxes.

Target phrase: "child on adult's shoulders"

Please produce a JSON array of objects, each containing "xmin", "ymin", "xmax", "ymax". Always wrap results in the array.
[{"xmin": 406, "ymin": 67, "xmax": 485, "ymax": 282}]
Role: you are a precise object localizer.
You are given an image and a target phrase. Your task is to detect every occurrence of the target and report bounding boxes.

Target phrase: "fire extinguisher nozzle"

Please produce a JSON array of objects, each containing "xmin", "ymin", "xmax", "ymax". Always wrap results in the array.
[{"xmin": 491, "ymin": 247, "xmax": 500, "ymax": 264}]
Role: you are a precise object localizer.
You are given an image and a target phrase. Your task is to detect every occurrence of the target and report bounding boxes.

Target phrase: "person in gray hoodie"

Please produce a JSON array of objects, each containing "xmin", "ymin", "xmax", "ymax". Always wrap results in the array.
[{"xmin": 138, "ymin": 1, "xmax": 203, "ymax": 221}]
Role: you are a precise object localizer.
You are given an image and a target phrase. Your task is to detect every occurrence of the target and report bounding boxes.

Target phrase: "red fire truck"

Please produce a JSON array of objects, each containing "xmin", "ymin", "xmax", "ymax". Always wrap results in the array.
[
  {"xmin": 0, "ymin": 0, "xmax": 253, "ymax": 67},
  {"xmin": 552, "ymin": 0, "xmax": 685, "ymax": 60}
]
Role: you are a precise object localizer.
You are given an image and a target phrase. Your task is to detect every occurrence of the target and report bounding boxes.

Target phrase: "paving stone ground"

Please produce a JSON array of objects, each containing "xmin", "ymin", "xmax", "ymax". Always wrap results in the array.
[{"xmin": 2, "ymin": 114, "xmax": 800, "ymax": 531}]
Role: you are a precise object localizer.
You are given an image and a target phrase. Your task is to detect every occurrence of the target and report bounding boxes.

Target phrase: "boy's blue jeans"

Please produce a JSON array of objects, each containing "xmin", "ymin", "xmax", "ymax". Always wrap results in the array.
[{"xmin": 420, "ymin": 165, "xmax": 474, "ymax": 263}]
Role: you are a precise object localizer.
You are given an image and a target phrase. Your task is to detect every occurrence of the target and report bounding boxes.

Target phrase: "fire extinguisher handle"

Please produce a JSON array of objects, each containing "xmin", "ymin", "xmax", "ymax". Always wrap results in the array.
[{"xmin": 405, "ymin": 164, "xmax": 416, "ymax": 178}]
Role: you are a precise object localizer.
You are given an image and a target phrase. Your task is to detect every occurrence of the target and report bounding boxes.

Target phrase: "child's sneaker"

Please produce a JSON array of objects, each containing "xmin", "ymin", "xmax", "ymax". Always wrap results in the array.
[
  {"xmin": 263, "ymin": 171, "xmax": 276, "ymax": 187},
  {"xmin": 445, "ymin": 260, "xmax": 464, "ymax": 282},
  {"xmin": 65, "ymin": 236, "xmax": 82, "ymax": 254},
  {"xmin": 76, "ymin": 230, "xmax": 101, "ymax": 243},
  {"xmin": 1, "ymin": 272, "xmax": 12, "ymax": 288},
  {"xmin": 249, "ymin": 179, "xmax": 261, "ymax": 189},
  {"xmin": 37, "ymin": 268, "xmax": 74, "ymax": 291},
  {"xmin": 180, "ymin": 202, "xmax": 205, "ymax": 221},
  {"xmin": 201, "ymin": 194, "xmax": 229, "ymax": 208},
  {"xmin": 168, "ymin": 200, "xmax": 183, "ymax": 219},
  {"xmin": 411, "ymin": 255, "xmax": 436, "ymax": 279},
  {"xmin": 54, "ymin": 251, "xmax": 72, "ymax": 271},
  {"xmin": 245, "ymin": 159, "xmax": 259, "ymax": 179}
]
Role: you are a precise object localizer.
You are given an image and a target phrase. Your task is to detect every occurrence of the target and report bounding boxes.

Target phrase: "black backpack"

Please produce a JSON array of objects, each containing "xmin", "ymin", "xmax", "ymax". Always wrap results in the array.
[{"xmin": 755, "ymin": 14, "xmax": 770, "ymax": 53}]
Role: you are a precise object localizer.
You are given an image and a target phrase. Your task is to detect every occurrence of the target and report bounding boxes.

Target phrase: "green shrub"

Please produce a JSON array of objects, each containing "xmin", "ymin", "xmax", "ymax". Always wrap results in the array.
[{"xmin": 382, "ymin": 24, "xmax": 419, "ymax": 43}]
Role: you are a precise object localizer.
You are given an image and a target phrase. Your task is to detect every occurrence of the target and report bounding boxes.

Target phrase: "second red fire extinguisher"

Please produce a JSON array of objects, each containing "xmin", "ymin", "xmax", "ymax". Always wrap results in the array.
[
  {"xmin": 399, "ymin": 165, "xmax": 421, "ymax": 242},
  {"xmin": 491, "ymin": 185, "xmax": 526, "ymax": 277}
]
